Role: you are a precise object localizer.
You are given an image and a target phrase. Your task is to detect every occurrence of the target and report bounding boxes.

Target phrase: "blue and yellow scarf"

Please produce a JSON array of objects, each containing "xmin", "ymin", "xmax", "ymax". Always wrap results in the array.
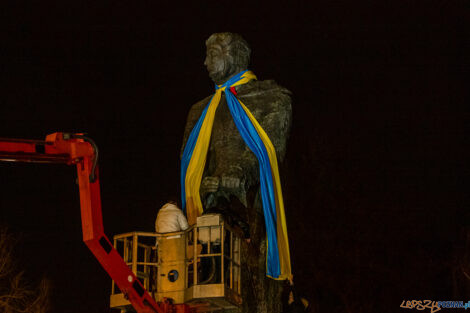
[{"xmin": 181, "ymin": 70, "xmax": 291, "ymax": 280}]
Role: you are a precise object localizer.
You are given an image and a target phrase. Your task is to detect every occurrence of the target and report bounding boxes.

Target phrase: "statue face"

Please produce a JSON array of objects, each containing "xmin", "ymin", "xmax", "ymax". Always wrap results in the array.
[{"xmin": 204, "ymin": 43, "xmax": 233, "ymax": 84}]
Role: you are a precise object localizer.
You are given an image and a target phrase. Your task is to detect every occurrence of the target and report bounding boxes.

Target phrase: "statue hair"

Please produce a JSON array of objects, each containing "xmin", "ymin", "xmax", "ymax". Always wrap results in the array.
[{"xmin": 206, "ymin": 32, "xmax": 251, "ymax": 70}]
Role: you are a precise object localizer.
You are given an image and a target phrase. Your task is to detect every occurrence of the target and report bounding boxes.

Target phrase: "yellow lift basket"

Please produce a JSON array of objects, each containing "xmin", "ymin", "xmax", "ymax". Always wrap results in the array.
[{"xmin": 110, "ymin": 214, "xmax": 242, "ymax": 312}]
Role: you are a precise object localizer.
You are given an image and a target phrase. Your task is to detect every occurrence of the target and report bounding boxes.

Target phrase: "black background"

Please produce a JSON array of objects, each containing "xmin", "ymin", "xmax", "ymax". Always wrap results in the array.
[{"xmin": 0, "ymin": 1, "xmax": 468, "ymax": 312}]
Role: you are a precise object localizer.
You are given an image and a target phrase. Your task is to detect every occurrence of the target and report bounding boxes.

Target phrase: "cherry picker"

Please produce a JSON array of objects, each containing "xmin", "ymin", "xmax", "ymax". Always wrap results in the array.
[{"xmin": 0, "ymin": 133, "xmax": 242, "ymax": 313}]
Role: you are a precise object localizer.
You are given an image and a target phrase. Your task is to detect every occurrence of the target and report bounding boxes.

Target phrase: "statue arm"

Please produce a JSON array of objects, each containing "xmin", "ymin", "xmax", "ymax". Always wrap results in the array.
[{"xmin": 257, "ymin": 89, "xmax": 293, "ymax": 163}]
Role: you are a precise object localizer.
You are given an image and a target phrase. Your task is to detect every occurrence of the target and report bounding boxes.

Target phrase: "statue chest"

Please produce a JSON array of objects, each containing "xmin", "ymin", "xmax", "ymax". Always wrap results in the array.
[{"xmin": 210, "ymin": 95, "xmax": 263, "ymax": 150}]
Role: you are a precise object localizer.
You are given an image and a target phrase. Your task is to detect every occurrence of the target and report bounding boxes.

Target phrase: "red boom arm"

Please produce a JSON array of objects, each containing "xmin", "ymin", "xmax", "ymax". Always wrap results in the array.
[{"xmin": 0, "ymin": 133, "xmax": 164, "ymax": 313}]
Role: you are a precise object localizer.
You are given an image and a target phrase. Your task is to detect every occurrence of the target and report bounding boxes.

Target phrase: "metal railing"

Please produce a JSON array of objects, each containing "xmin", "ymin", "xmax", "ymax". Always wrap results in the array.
[
  {"xmin": 111, "ymin": 231, "xmax": 160, "ymax": 294},
  {"xmin": 110, "ymin": 222, "xmax": 242, "ymax": 304}
]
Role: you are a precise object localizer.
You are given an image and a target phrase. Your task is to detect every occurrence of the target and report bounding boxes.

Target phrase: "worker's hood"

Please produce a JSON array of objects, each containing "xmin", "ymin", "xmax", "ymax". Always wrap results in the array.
[{"xmin": 159, "ymin": 203, "xmax": 181, "ymax": 212}]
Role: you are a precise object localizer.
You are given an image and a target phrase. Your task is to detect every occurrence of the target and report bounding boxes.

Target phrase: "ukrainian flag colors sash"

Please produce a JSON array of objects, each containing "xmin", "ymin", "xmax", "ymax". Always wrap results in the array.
[{"xmin": 181, "ymin": 70, "xmax": 291, "ymax": 280}]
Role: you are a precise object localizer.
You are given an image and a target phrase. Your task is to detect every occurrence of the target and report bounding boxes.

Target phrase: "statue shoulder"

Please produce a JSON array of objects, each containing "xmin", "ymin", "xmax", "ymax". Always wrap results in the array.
[
  {"xmin": 239, "ymin": 79, "xmax": 291, "ymax": 95},
  {"xmin": 187, "ymin": 94, "xmax": 212, "ymax": 118},
  {"xmin": 237, "ymin": 79, "xmax": 292, "ymax": 112},
  {"xmin": 184, "ymin": 94, "xmax": 212, "ymax": 129}
]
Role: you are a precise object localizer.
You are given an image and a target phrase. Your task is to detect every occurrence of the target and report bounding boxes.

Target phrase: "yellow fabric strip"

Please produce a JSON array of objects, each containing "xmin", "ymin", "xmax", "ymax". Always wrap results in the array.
[
  {"xmin": 184, "ymin": 90, "xmax": 221, "ymax": 225},
  {"xmin": 184, "ymin": 71, "xmax": 257, "ymax": 225}
]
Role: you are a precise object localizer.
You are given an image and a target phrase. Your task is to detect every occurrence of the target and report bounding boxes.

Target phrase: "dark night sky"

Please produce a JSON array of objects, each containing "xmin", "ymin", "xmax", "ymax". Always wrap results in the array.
[{"xmin": 0, "ymin": 1, "xmax": 468, "ymax": 312}]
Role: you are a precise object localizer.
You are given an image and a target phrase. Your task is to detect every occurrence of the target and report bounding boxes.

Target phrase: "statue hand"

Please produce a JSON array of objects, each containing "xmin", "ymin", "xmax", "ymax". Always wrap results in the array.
[{"xmin": 201, "ymin": 176, "xmax": 220, "ymax": 195}]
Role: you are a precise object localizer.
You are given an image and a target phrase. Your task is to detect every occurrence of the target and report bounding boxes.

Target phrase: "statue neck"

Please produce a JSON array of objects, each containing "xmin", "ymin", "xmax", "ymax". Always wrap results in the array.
[{"xmin": 214, "ymin": 69, "xmax": 246, "ymax": 86}]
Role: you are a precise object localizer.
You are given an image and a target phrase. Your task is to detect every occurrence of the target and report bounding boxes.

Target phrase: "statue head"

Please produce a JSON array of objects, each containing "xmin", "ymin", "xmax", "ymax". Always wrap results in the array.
[{"xmin": 204, "ymin": 32, "xmax": 251, "ymax": 85}]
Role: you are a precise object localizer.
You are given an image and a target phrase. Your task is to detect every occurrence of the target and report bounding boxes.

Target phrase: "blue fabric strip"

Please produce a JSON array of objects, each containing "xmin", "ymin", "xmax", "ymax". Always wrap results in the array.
[{"xmin": 224, "ymin": 90, "xmax": 281, "ymax": 278}]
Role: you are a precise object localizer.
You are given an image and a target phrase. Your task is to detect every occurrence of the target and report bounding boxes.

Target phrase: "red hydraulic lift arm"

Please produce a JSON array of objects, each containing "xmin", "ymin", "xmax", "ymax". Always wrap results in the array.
[{"xmin": 0, "ymin": 132, "xmax": 163, "ymax": 313}]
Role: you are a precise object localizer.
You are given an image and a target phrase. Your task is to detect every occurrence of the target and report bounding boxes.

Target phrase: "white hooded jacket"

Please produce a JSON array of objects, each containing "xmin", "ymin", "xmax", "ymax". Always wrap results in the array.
[{"xmin": 155, "ymin": 203, "xmax": 189, "ymax": 233}]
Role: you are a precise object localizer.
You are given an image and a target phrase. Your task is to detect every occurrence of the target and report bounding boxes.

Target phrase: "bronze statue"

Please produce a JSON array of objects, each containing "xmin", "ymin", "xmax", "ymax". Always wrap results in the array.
[{"xmin": 181, "ymin": 32, "xmax": 292, "ymax": 313}]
